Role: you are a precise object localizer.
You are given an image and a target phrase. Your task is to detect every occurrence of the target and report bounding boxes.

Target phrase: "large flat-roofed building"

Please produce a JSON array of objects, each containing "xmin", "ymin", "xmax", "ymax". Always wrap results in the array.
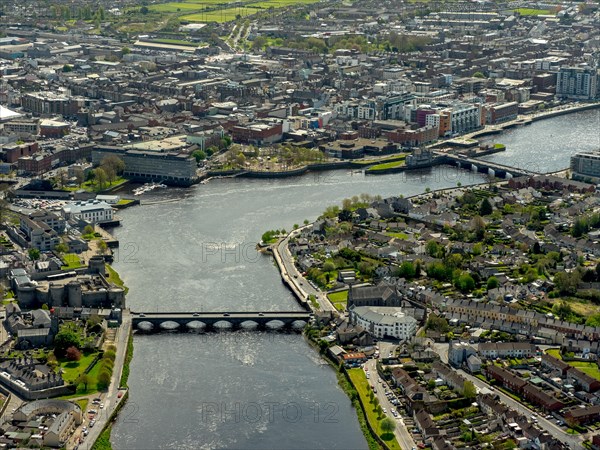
[
  {"xmin": 93, "ymin": 135, "xmax": 198, "ymax": 186},
  {"xmin": 21, "ymin": 92, "xmax": 80, "ymax": 117},
  {"xmin": 571, "ymin": 151, "xmax": 600, "ymax": 182},
  {"xmin": 556, "ymin": 66, "xmax": 599, "ymax": 100},
  {"xmin": 62, "ymin": 200, "xmax": 114, "ymax": 224},
  {"xmin": 349, "ymin": 306, "xmax": 418, "ymax": 341}
]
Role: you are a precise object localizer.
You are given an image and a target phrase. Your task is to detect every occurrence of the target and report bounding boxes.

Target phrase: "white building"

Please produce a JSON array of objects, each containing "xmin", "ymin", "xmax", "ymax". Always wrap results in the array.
[
  {"xmin": 62, "ymin": 200, "xmax": 114, "ymax": 224},
  {"xmin": 350, "ymin": 306, "xmax": 417, "ymax": 341},
  {"xmin": 446, "ymin": 103, "xmax": 481, "ymax": 134}
]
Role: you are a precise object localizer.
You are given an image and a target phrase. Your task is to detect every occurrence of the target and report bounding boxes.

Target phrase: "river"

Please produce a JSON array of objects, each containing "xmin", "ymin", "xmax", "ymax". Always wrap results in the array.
[
  {"xmin": 110, "ymin": 109, "xmax": 599, "ymax": 449},
  {"xmin": 480, "ymin": 109, "xmax": 600, "ymax": 173}
]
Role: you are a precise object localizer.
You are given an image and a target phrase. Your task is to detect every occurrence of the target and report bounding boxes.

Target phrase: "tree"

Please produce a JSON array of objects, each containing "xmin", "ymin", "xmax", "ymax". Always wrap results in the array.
[
  {"xmin": 122, "ymin": 47, "xmax": 131, "ymax": 55},
  {"xmin": 553, "ymin": 301, "xmax": 574, "ymax": 320},
  {"xmin": 235, "ymin": 153, "xmax": 246, "ymax": 167},
  {"xmin": 338, "ymin": 209, "xmax": 353, "ymax": 222},
  {"xmin": 426, "ymin": 240, "xmax": 440, "ymax": 258},
  {"xmin": 396, "ymin": 261, "xmax": 416, "ymax": 279},
  {"xmin": 62, "ymin": 64, "xmax": 73, "ymax": 72},
  {"xmin": 28, "ymin": 248, "xmax": 40, "ymax": 261},
  {"xmin": 381, "ymin": 417, "xmax": 396, "ymax": 434},
  {"xmin": 479, "ymin": 198, "xmax": 493, "ymax": 216},
  {"xmin": 75, "ymin": 171, "xmax": 84, "ymax": 187},
  {"xmin": 101, "ymin": 155, "xmax": 125, "ymax": 182},
  {"xmin": 96, "ymin": 240, "xmax": 108, "ymax": 255},
  {"xmin": 84, "ymin": 225, "xmax": 95, "ymax": 235},
  {"xmin": 66, "ymin": 346, "xmax": 82, "ymax": 361},
  {"xmin": 252, "ymin": 36, "xmax": 267, "ymax": 50},
  {"xmin": 463, "ymin": 380, "xmax": 477, "ymax": 399},
  {"xmin": 97, "ymin": 370, "xmax": 111, "ymax": 390},
  {"xmin": 54, "ymin": 329, "xmax": 82, "ymax": 357},
  {"xmin": 472, "ymin": 71, "xmax": 485, "ymax": 78},
  {"xmin": 455, "ymin": 272, "xmax": 475, "ymax": 293},
  {"xmin": 94, "ymin": 167, "xmax": 108, "ymax": 188},
  {"xmin": 471, "ymin": 215, "xmax": 486, "ymax": 240},
  {"xmin": 103, "ymin": 165, "xmax": 117, "ymax": 184},
  {"xmin": 322, "ymin": 261, "xmax": 335, "ymax": 273},
  {"xmin": 487, "ymin": 276, "xmax": 499, "ymax": 290},
  {"xmin": 426, "ymin": 314, "xmax": 449, "ymax": 332},
  {"xmin": 140, "ymin": 6, "xmax": 149, "ymax": 14},
  {"xmin": 554, "ymin": 271, "xmax": 581, "ymax": 296},
  {"xmin": 76, "ymin": 373, "xmax": 90, "ymax": 391},
  {"xmin": 55, "ymin": 242, "xmax": 69, "ymax": 254},
  {"xmin": 192, "ymin": 150, "xmax": 207, "ymax": 163}
]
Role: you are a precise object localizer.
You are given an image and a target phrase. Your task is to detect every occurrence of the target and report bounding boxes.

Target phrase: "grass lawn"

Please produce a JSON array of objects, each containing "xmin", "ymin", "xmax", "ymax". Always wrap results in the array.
[
  {"xmin": 181, "ymin": 7, "xmax": 256, "ymax": 22},
  {"xmin": 347, "ymin": 369, "xmax": 402, "ymax": 450},
  {"xmin": 366, "ymin": 159, "xmax": 406, "ymax": 172},
  {"xmin": 328, "ymin": 290, "xmax": 348, "ymax": 312},
  {"xmin": 117, "ymin": 199, "xmax": 136, "ymax": 206},
  {"xmin": 59, "ymin": 352, "xmax": 99, "ymax": 384},
  {"xmin": 385, "ymin": 231, "xmax": 408, "ymax": 239},
  {"xmin": 514, "ymin": 8, "xmax": 553, "ymax": 15},
  {"xmin": 106, "ymin": 264, "xmax": 129, "ymax": 294},
  {"xmin": 566, "ymin": 299, "xmax": 600, "ymax": 317},
  {"xmin": 570, "ymin": 361, "xmax": 600, "ymax": 381},
  {"xmin": 62, "ymin": 253, "xmax": 85, "ymax": 270},
  {"xmin": 64, "ymin": 176, "xmax": 127, "ymax": 193},
  {"xmin": 545, "ymin": 348, "xmax": 561, "ymax": 359}
]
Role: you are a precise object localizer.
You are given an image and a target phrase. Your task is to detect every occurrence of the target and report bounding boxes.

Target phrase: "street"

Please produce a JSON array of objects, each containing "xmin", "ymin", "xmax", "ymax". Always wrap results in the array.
[
  {"xmin": 274, "ymin": 230, "xmax": 337, "ymax": 314},
  {"xmin": 74, "ymin": 312, "xmax": 131, "ymax": 450},
  {"xmin": 433, "ymin": 343, "xmax": 585, "ymax": 450},
  {"xmin": 364, "ymin": 359, "xmax": 416, "ymax": 450}
]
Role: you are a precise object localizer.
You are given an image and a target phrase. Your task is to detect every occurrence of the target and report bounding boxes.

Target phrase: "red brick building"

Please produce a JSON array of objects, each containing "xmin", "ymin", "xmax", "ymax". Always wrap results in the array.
[
  {"xmin": 541, "ymin": 354, "xmax": 570, "ymax": 376},
  {"xmin": 231, "ymin": 122, "xmax": 283, "ymax": 145},
  {"xmin": 1, "ymin": 142, "xmax": 39, "ymax": 163},
  {"xmin": 486, "ymin": 365, "xmax": 527, "ymax": 393},
  {"xmin": 383, "ymin": 124, "xmax": 438, "ymax": 147},
  {"xmin": 565, "ymin": 405, "xmax": 600, "ymax": 425},
  {"xmin": 522, "ymin": 384, "xmax": 564, "ymax": 411}
]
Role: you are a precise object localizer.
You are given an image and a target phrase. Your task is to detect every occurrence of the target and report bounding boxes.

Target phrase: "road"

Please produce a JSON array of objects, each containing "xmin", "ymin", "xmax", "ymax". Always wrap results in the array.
[
  {"xmin": 432, "ymin": 343, "xmax": 584, "ymax": 450},
  {"xmin": 365, "ymin": 359, "xmax": 416, "ymax": 450},
  {"xmin": 76, "ymin": 312, "xmax": 132, "ymax": 450},
  {"xmin": 274, "ymin": 230, "xmax": 337, "ymax": 314}
]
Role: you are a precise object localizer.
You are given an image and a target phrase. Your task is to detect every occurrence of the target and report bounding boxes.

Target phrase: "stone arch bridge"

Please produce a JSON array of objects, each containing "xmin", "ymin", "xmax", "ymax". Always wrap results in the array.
[{"xmin": 131, "ymin": 311, "xmax": 312, "ymax": 333}]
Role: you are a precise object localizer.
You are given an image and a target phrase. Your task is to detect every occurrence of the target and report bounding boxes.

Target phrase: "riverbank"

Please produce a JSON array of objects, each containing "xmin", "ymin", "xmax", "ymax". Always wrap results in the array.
[
  {"xmin": 81, "ymin": 271, "xmax": 132, "ymax": 450},
  {"xmin": 303, "ymin": 332, "xmax": 382, "ymax": 450}
]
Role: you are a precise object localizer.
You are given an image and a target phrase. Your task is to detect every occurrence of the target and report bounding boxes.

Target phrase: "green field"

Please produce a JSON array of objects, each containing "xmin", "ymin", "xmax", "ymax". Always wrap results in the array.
[
  {"xmin": 156, "ymin": 0, "xmax": 320, "ymax": 22},
  {"xmin": 328, "ymin": 290, "xmax": 348, "ymax": 311},
  {"xmin": 570, "ymin": 361, "xmax": 600, "ymax": 381},
  {"xmin": 545, "ymin": 349, "xmax": 600, "ymax": 381},
  {"xmin": 347, "ymin": 369, "xmax": 401, "ymax": 450},
  {"xmin": 181, "ymin": 7, "xmax": 256, "ymax": 22},
  {"xmin": 385, "ymin": 231, "xmax": 408, "ymax": 240},
  {"xmin": 59, "ymin": 352, "xmax": 98, "ymax": 382},
  {"xmin": 366, "ymin": 158, "xmax": 406, "ymax": 172},
  {"xmin": 514, "ymin": 8, "xmax": 554, "ymax": 16},
  {"xmin": 62, "ymin": 253, "xmax": 85, "ymax": 270}
]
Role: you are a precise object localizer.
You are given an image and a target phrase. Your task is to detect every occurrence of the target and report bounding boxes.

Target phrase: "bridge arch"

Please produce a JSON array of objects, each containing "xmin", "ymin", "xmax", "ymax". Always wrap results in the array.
[
  {"xmin": 265, "ymin": 319, "xmax": 286, "ymax": 330},
  {"xmin": 240, "ymin": 320, "xmax": 259, "ymax": 330},
  {"xmin": 136, "ymin": 321, "xmax": 154, "ymax": 332},
  {"xmin": 159, "ymin": 321, "xmax": 180, "ymax": 331},
  {"xmin": 213, "ymin": 320, "xmax": 233, "ymax": 330},
  {"xmin": 186, "ymin": 320, "xmax": 206, "ymax": 331}
]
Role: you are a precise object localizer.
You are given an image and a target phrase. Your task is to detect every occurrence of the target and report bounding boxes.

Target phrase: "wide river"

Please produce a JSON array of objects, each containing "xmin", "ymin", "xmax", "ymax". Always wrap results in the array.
[{"xmin": 110, "ymin": 109, "xmax": 599, "ymax": 449}]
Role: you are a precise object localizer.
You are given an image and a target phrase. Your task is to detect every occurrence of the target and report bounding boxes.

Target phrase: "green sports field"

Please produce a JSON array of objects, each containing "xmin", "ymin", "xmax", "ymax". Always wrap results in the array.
[{"xmin": 151, "ymin": 0, "xmax": 319, "ymax": 22}]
